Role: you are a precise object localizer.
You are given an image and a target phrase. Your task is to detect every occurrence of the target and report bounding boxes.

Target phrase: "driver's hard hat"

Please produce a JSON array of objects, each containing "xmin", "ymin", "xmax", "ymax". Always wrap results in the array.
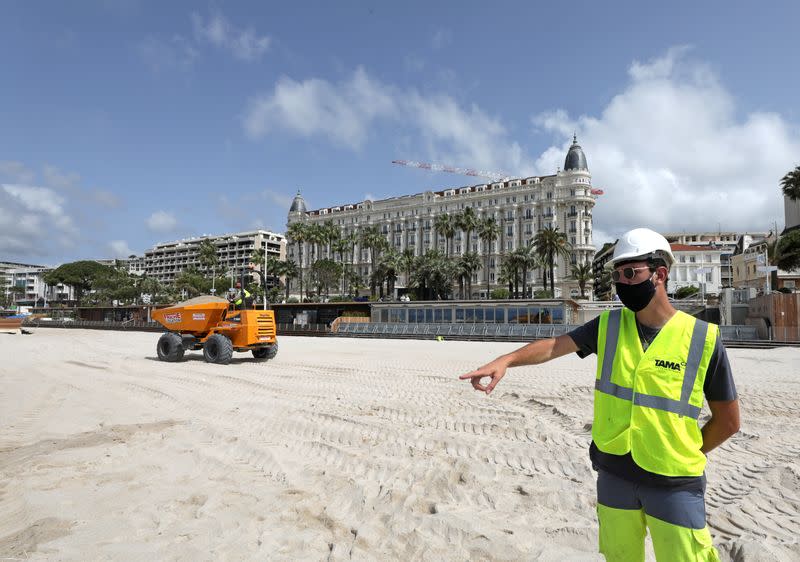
[{"xmin": 606, "ymin": 228, "xmax": 674, "ymax": 270}]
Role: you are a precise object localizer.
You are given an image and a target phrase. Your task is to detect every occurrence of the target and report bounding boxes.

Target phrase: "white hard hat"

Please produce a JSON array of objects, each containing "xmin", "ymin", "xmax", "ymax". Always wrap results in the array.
[{"xmin": 606, "ymin": 228, "xmax": 674, "ymax": 269}]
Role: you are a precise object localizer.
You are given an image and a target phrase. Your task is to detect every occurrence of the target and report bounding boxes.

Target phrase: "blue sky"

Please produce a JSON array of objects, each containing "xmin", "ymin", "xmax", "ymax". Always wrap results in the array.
[{"xmin": 1, "ymin": 1, "xmax": 799, "ymax": 265}]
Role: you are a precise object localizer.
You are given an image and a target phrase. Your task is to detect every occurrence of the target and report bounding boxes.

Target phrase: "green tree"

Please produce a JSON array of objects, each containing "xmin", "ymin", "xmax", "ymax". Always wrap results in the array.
[
  {"xmin": 174, "ymin": 266, "xmax": 211, "ymax": 299},
  {"xmin": 503, "ymin": 252, "xmax": 522, "ymax": 298},
  {"xmin": 434, "ymin": 213, "xmax": 457, "ymax": 256},
  {"xmin": 535, "ymin": 226, "xmax": 571, "ymax": 296},
  {"xmin": 457, "ymin": 251, "xmax": 482, "ymax": 300},
  {"xmin": 776, "ymin": 229, "xmax": 800, "ymax": 272},
  {"xmin": 478, "ymin": 216, "xmax": 501, "ymax": 299},
  {"xmin": 455, "ymin": 207, "xmax": 479, "ymax": 254},
  {"xmin": 569, "ymin": 262, "xmax": 594, "ymax": 299},
  {"xmin": 780, "ymin": 165, "xmax": 800, "ymax": 201},
  {"xmin": 379, "ymin": 248, "xmax": 402, "ymax": 297},
  {"xmin": 409, "ymin": 250, "xmax": 455, "ymax": 300},
  {"xmin": 360, "ymin": 225, "xmax": 389, "ymax": 297},
  {"xmin": 675, "ymin": 285, "xmax": 700, "ymax": 299},
  {"xmin": 197, "ymin": 238, "xmax": 219, "ymax": 278},
  {"xmin": 498, "ymin": 256, "xmax": 517, "ymax": 298},
  {"xmin": 286, "ymin": 222, "xmax": 308, "ymax": 299},
  {"xmin": 91, "ymin": 265, "xmax": 139, "ymax": 305},
  {"xmin": 347, "ymin": 270, "xmax": 367, "ymax": 298},
  {"xmin": 512, "ymin": 243, "xmax": 538, "ymax": 299},
  {"xmin": 306, "ymin": 223, "xmax": 327, "ymax": 263},
  {"xmin": 43, "ymin": 260, "xmax": 111, "ymax": 305},
  {"xmin": 399, "ymin": 248, "xmax": 416, "ymax": 295},
  {"xmin": 332, "ymin": 237, "xmax": 350, "ymax": 295},
  {"xmin": 280, "ymin": 259, "xmax": 299, "ymax": 301},
  {"xmin": 323, "ymin": 220, "xmax": 341, "ymax": 259},
  {"xmin": 310, "ymin": 259, "xmax": 343, "ymax": 299}
]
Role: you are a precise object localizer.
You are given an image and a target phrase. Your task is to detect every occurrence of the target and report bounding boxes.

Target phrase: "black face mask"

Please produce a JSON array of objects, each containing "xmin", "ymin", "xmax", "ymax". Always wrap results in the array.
[{"xmin": 615, "ymin": 274, "xmax": 656, "ymax": 312}]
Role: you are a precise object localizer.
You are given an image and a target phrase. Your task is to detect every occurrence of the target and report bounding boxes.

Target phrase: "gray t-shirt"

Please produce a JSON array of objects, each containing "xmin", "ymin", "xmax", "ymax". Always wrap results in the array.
[{"xmin": 568, "ymin": 315, "xmax": 737, "ymax": 488}]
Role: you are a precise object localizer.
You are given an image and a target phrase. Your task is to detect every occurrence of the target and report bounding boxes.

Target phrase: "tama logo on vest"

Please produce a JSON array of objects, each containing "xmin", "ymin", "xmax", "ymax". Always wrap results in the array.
[{"xmin": 654, "ymin": 359, "xmax": 685, "ymax": 372}]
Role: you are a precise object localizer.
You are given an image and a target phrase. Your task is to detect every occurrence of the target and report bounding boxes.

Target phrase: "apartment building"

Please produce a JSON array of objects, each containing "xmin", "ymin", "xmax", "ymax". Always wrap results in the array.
[
  {"xmin": 591, "ymin": 241, "xmax": 616, "ymax": 300},
  {"xmin": 143, "ymin": 230, "xmax": 286, "ymax": 284},
  {"xmin": 3, "ymin": 265, "xmax": 75, "ymax": 306},
  {"xmin": 287, "ymin": 136, "xmax": 597, "ymax": 298},
  {"xmin": 664, "ymin": 231, "xmax": 745, "ymax": 289},
  {"xmin": 669, "ymin": 244, "xmax": 726, "ymax": 296}
]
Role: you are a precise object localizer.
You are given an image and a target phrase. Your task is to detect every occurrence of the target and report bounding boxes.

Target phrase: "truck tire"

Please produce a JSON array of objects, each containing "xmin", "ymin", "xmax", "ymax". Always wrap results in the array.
[
  {"xmin": 203, "ymin": 334, "xmax": 233, "ymax": 365},
  {"xmin": 251, "ymin": 343, "xmax": 278, "ymax": 360},
  {"xmin": 157, "ymin": 332, "xmax": 185, "ymax": 362}
]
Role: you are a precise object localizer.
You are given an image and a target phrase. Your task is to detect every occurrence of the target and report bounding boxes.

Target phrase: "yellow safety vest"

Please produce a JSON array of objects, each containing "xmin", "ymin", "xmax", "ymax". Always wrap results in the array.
[
  {"xmin": 234, "ymin": 289, "xmax": 251, "ymax": 306},
  {"xmin": 593, "ymin": 308, "xmax": 718, "ymax": 477}
]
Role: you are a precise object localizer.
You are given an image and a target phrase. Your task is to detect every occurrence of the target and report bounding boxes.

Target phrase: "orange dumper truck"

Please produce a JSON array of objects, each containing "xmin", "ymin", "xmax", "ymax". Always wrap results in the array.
[{"xmin": 151, "ymin": 296, "xmax": 278, "ymax": 365}]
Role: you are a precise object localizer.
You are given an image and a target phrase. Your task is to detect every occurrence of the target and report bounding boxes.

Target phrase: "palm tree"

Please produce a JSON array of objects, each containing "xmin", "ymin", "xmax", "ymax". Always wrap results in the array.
[
  {"xmin": 535, "ymin": 226, "xmax": 571, "ymax": 297},
  {"xmin": 569, "ymin": 262, "xmax": 593, "ymax": 299},
  {"xmin": 322, "ymin": 220, "xmax": 340, "ymax": 259},
  {"xmin": 360, "ymin": 225, "xmax": 389, "ymax": 297},
  {"xmin": 286, "ymin": 221, "xmax": 308, "ymax": 299},
  {"xmin": 500, "ymin": 253, "xmax": 521, "ymax": 298},
  {"xmin": 281, "ymin": 260, "xmax": 298, "ymax": 301},
  {"xmin": 306, "ymin": 223, "xmax": 327, "ymax": 263},
  {"xmin": 455, "ymin": 207, "xmax": 479, "ymax": 254},
  {"xmin": 458, "ymin": 251, "xmax": 482, "ymax": 300},
  {"xmin": 197, "ymin": 238, "xmax": 219, "ymax": 293},
  {"xmin": 412, "ymin": 249, "xmax": 458, "ymax": 300},
  {"xmin": 332, "ymin": 237, "xmax": 350, "ymax": 295},
  {"xmin": 513, "ymin": 243, "xmax": 538, "ymax": 299},
  {"xmin": 399, "ymin": 248, "xmax": 415, "ymax": 294},
  {"xmin": 780, "ymin": 165, "xmax": 800, "ymax": 201},
  {"xmin": 498, "ymin": 257, "xmax": 515, "ymax": 298},
  {"xmin": 434, "ymin": 213, "xmax": 456, "ymax": 256},
  {"xmin": 348, "ymin": 270, "xmax": 367, "ymax": 298},
  {"xmin": 478, "ymin": 216, "xmax": 501, "ymax": 299},
  {"xmin": 380, "ymin": 248, "xmax": 402, "ymax": 298}
]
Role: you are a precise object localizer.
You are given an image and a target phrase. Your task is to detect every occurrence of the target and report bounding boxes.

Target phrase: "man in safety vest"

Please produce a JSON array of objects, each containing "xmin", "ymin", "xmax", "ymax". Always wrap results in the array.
[
  {"xmin": 228, "ymin": 282, "xmax": 251, "ymax": 310},
  {"xmin": 460, "ymin": 228, "xmax": 739, "ymax": 561}
]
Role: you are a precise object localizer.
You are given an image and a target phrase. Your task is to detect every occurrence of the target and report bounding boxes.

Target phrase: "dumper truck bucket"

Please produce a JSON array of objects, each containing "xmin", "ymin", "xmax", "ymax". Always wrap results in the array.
[{"xmin": 152, "ymin": 298, "xmax": 229, "ymax": 333}]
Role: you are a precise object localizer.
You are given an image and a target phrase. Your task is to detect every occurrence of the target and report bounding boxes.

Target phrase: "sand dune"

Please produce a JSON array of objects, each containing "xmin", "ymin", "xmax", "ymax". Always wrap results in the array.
[{"xmin": 1, "ymin": 329, "xmax": 798, "ymax": 560}]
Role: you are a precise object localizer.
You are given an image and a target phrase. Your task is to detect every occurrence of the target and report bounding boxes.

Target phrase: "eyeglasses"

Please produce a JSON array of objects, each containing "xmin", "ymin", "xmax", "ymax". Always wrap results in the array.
[{"xmin": 611, "ymin": 266, "xmax": 652, "ymax": 283}]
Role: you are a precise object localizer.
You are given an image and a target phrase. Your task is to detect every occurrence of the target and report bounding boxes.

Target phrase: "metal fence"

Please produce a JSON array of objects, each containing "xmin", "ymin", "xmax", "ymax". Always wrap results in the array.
[{"xmin": 337, "ymin": 321, "xmax": 764, "ymax": 342}]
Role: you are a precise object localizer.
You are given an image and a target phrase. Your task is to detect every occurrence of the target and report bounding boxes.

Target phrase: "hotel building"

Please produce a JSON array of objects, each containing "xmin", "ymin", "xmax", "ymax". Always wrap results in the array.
[{"xmin": 287, "ymin": 137, "xmax": 597, "ymax": 299}]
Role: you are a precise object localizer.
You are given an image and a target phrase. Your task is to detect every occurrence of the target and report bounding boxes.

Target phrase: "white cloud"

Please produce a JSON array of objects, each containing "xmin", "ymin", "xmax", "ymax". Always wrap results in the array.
[
  {"xmin": 0, "ymin": 184, "xmax": 77, "ymax": 257},
  {"xmin": 137, "ymin": 35, "xmax": 198, "ymax": 73},
  {"xmin": 0, "ymin": 161, "xmax": 35, "ymax": 184},
  {"xmin": 244, "ymin": 67, "xmax": 396, "ymax": 149},
  {"xmin": 146, "ymin": 210, "xmax": 178, "ymax": 233},
  {"xmin": 108, "ymin": 240, "xmax": 134, "ymax": 258},
  {"xmin": 191, "ymin": 12, "xmax": 271, "ymax": 61},
  {"xmin": 243, "ymin": 67, "xmax": 525, "ymax": 174},
  {"xmin": 43, "ymin": 164, "xmax": 80, "ymax": 190},
  {"xmin": 531, "ymin": 47, "xmax": 800, "ymax": 240}
]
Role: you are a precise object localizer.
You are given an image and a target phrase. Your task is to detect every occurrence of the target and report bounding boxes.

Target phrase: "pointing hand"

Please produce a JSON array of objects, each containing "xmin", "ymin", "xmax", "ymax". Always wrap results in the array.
[{"xmin": 459, "ymin": 357, "xmax": 510, "ymax": 395}]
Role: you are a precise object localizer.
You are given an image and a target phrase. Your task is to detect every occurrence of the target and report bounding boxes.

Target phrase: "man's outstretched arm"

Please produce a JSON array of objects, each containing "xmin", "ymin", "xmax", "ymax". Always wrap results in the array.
[{"xmin": 459, "ymin": 334, "xmax": 579, "ymax": 394}]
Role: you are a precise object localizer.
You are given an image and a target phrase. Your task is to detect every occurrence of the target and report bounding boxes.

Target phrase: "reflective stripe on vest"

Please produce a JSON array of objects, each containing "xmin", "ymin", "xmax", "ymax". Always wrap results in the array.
[{"xmin": 594, "ymin": 309, "xmax": 708, "ymax": 420}]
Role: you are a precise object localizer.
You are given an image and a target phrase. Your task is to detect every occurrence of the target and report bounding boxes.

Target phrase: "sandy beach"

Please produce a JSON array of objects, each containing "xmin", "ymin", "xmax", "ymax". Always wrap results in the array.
[{"xmin": 1, "ymin": 328, "xmax": 799, "ymax": 561}]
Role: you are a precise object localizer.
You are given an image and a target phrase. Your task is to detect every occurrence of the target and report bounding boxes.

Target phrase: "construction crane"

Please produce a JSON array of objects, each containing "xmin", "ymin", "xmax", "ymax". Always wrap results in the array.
[
  {"xmin": 391, "ymin": 159, "xmax": 510, "ymax": 182},
  {"xmin": 392, "ymin": 159, "xmax": 605, "ymax": 195}
]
